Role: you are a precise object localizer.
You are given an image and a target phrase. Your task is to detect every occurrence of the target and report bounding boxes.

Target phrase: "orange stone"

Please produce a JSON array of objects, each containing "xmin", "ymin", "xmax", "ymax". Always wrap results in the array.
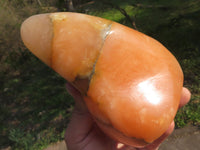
[{"xmin": 21, "ymin": 12, "xmax": 183, "ymax": 147}]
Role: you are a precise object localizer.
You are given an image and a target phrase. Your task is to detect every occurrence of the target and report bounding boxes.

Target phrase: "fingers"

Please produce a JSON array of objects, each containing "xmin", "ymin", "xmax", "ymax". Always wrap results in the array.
[{"xmin": 179, "ymin": 87, "xmax": 191, "ymax": 109}]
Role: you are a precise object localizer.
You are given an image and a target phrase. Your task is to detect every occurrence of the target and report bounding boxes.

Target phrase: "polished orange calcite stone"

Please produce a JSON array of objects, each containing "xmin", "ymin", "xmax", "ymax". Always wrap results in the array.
[
  {"xmin": 86, "ymin": 22, "xmax": 183, "ymax": 145},
  {"xmin": 20, "ymin": 12, "xmax": 183, "ymax": 147}
]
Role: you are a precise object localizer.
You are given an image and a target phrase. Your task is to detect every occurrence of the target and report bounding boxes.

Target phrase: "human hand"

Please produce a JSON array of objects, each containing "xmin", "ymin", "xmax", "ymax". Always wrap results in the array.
[{"xmin": 65, "ymin": 82, "xmax": 191, "ymax": 150}]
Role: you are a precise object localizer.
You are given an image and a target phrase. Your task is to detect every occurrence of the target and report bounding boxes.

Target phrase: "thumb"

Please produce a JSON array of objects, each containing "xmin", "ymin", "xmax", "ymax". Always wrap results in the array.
[
  {"xmin": 66, "ymin": 82, "xmax": 88, "ymax": 113},
  {"xmin": 65, "ymin": 82, "xmax": 94, "ymax": 148}
]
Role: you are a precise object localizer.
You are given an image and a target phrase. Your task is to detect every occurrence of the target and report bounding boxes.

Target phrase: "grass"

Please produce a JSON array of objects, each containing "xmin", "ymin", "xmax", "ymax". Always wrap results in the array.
[
  {"xmin": 0, "ymin": 1, "xmax": 74, "ymax": 149},
  {"xmin": 1, "ymin": 53, "xmax": 74, "ymax": 149},
  {"xmin": 175, "ymin": 95, "xmax": 200, "ymax": 128},
  {"xmin": 0, "ymin": 0, "xmax": 200, "ymax": 149}
]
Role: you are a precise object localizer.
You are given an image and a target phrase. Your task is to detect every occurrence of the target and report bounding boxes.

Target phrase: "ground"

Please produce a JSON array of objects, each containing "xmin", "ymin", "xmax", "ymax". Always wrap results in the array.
[{"xmin": 160, "ymin": 125, "xmax": 200, "ymax": 150}]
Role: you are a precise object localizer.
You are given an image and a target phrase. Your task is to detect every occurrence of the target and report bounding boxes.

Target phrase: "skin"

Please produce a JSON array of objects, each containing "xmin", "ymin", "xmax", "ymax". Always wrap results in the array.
[{"xmin": 65, "ymin": 83, "xmax": 191, "ymax": 150}]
